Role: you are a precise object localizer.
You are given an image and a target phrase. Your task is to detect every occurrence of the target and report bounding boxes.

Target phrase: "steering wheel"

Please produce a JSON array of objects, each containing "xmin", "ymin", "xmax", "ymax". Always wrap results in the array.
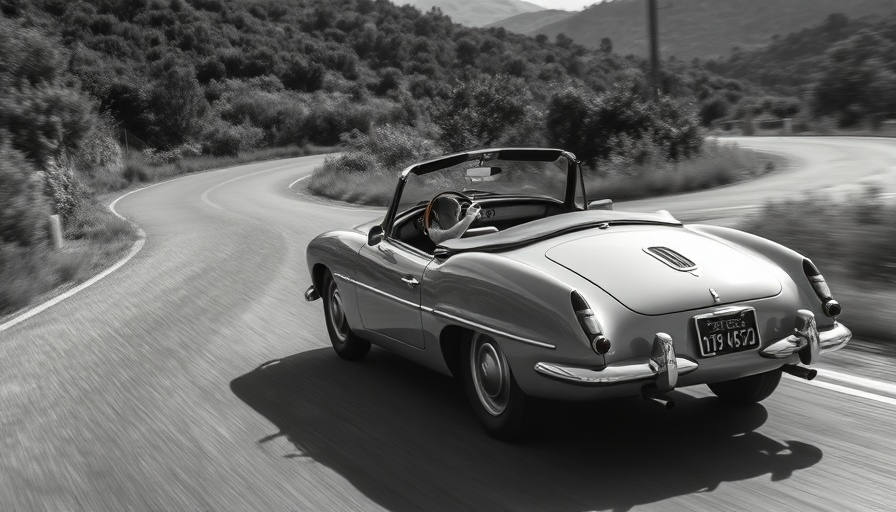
[{"xmin": 423, "ymin": 191, "xmax": 475, "ymax": 236}]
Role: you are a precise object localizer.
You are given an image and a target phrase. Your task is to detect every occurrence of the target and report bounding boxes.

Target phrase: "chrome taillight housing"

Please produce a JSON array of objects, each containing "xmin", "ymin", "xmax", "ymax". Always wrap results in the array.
[
  {"xmin": 571, "ymin": 291, "xmax": 611, "ymax": 354},
  {"xmin": 803, "ymin": 259, "xmax": 841, "ymax": 317}
]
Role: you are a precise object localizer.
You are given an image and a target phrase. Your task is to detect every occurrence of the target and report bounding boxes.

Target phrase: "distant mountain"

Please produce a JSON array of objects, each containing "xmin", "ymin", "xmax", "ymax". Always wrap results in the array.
[
  {"xmin": 485, "ymin": 9, "xmax": 574, "ymax": 33},
  {"xmin": 393, "ymin": 0, "xmax": 544, "ymax": 27},
  {"xmin": 517, "ymin": 0, "xmax": 896, "ymax": 59}
]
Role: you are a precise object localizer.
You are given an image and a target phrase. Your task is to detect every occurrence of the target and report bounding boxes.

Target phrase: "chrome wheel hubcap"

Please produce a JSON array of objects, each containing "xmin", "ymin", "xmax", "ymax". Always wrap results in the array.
[
  {"xmin": 328, "ymin": 282, "xmax": 348, "ymax": 343},
  {"xmin": 471, "ymin": 334, "xmax": 510, "ymax": 416}
]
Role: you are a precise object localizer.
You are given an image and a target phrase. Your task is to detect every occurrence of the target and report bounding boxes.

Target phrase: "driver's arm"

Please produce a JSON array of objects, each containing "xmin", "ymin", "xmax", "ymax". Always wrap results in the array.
[{"xmin": 430, "ymin": 204, "xmax": 480, "ymax": 244}]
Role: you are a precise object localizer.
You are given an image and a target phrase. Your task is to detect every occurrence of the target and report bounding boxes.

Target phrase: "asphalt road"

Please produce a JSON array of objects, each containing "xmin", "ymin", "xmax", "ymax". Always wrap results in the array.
[{"xmin": 1, "ymin": 137, "xmax": 895, "ymax": 511}]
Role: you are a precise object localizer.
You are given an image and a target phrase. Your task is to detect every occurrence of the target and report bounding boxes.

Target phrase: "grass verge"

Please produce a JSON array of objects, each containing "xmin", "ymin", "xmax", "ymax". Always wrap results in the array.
[
  {"xmin": 741, "ymin": 186, "xmax": 896, "ymax": 342},
  {"xmin": 585, "ymin": 140, "xmax": 780, "ymax": 202},
  {"xmin": 309, "ymin": 139, "xmax": 778, "ymax": 206},
  {"xmin": 0, "ymin": 199, "xmax": 137, "ymax": 317}
]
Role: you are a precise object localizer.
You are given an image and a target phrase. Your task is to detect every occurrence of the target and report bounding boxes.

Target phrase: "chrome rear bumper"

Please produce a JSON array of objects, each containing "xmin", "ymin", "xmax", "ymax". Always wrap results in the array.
[
  {"xmin": 760, "ymin": 311, "xmax": 851, "ymax": 363},
  {"xmin": 535, "ymin": 333, "xmax": 698, "ymax": 387},
  {"xmin": 534, "ymin": 310, "xmax": 850, "ymax": 387}
]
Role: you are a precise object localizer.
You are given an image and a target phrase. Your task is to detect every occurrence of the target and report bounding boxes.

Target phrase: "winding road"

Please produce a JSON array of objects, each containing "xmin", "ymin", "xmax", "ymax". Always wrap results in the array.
[{"xmin": 1, "ymin": 137, "xmax": 895, "ymax": 511}]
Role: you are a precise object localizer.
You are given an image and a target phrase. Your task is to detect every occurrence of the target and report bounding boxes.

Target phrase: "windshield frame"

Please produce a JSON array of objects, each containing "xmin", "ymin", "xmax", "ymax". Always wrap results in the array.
[{"xmin": 380, "ymin": 148, "xmax": 583, "ymax": 238}]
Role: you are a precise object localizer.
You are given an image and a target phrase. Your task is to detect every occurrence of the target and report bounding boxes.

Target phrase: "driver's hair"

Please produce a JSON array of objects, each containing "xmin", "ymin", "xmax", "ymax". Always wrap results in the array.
[{"xmin": 432, "ymin": 196, "xmax": 461, "ymax": 228}]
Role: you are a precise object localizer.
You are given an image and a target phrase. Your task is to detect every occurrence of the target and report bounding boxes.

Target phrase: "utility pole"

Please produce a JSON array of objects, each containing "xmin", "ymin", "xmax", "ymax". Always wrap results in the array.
[{"xmin": 646, "ymin": 0, "xmax": 660, "ymax": 102}]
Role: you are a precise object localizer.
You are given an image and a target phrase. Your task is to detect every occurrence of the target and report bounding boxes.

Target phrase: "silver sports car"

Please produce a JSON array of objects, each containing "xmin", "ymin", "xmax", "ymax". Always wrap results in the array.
[{"xmin": 304, "ymin": 148, "xmax": 851, "ymax": 440}]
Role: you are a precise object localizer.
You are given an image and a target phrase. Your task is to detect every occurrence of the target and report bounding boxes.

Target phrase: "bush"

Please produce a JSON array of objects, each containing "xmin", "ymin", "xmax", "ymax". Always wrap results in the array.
[
  {"xmin": 308, "ymin": 124, "xmax": 442, "ymax": 205},
  {"xmin": 44, "ymin": 153, "xmax": 88, "ymax": 224},
  {"xmin": 0, "ymin": 141, "xmax": 50, "ymax": 246},
  {"xmin": 201, "ymin": 119, "xmax": 264, "ymax": 156},
  {"xmin": 433, "ymin": 74, "xmax": 531, "ymax": 151},
  {"xmin": 546, "ymin": 80, "xmax": 703, "ymax": 167},
  {"xmin": 304, "ymin": 95, "xmax": 373, "ymax": 145},
  {"xmin": 73, "ymin": 116, "xmax": 124, "ymax": 177},
  {"xmin": 699, "ymin": 96, "xmax": 729, "ymax": 126}
]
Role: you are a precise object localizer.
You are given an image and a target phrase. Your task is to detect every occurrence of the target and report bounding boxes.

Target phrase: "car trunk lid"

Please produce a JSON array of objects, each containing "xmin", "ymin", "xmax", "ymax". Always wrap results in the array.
[{"xmin": 545, "ymin": 229, "xmax": 782, "ymax": 315}]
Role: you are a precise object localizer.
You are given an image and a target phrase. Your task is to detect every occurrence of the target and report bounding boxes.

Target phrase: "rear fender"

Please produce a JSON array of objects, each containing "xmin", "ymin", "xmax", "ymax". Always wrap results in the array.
[
  {"xmin": 686, "ymin": 224, "xmax": 831, "ymax": 327},
  {"xmin": 422, "ymin": 252, "xmax": 602, "ymax": 393},
  {"xmin": 306, "ymin": 230, "xmax": 367, "ymax": 329}
]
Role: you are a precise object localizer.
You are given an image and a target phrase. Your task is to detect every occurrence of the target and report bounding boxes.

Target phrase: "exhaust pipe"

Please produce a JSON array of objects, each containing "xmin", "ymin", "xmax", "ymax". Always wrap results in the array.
[
  {"xmin": 782, "ymin": 364, "xmax": 817, "ymax": 381},
  {"xmin": 641, "ymin": 385, "xmax": 675, "ymax": 410}
]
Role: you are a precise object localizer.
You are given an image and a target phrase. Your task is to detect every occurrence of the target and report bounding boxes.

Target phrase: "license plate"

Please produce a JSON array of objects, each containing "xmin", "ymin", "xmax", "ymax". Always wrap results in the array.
[{"xmin": 694, "ymin": 307, "xmax": 760, "ymax": 357}]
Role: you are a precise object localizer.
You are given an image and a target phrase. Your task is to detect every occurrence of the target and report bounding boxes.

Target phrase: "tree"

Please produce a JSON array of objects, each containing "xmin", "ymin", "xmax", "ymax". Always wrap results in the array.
[
  {"xmin": 555, "ymin": 33, "xmax": 573, "ymax": 49},
  {"xmin": 145, "ymin": 63, "xmax": 207, "ymax": 148},
  {"xmin": 599, "ymin": 37, "xmax": 613, "ymax": 54},
  {"xmin": 433, "ymin": 75, "xmax": 531, "ymax": 151}
]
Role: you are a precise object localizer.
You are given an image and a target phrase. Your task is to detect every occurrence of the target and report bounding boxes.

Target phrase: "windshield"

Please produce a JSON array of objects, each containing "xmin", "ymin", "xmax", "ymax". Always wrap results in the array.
[{"xmin": 399, "ymin": 157, "xmax": 569, "ymax": 214}]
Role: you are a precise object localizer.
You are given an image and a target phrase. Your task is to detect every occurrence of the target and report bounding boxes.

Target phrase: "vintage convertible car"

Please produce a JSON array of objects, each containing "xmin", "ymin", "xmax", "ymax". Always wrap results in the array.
[{"xmin": 304, "ymin": 148, "xmax": 851, "ymax": 440}]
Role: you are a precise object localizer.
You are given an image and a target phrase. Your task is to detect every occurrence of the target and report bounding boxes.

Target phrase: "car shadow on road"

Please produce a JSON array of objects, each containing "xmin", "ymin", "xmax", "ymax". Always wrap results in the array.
[{"xmin": 231, "ymin": 348, "xmax": 823, "ymax": 511}]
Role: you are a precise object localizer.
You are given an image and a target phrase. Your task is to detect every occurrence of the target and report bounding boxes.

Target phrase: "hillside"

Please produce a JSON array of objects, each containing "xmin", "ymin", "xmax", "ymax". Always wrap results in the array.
[
  {"xmin": 709, "ymin": 12, "xmax": 896, "ymax": 126},
  {"xmin": 393, "ymin": 0, "xmax": 544, "ymax": 27},
  {"xmin": 516, "ymin": 0, "xmax": 896, "ymax": 59},
  {"xmin": 485, "ymin": 9, "xmax": 573, "ymax": 33},
  {"xmin": 3, "ymin": 0, "xmax": 665, "ymax": 155},
  {"xmin": 709, "ymin": 13, "xmax": 880, "ymax": 90}
]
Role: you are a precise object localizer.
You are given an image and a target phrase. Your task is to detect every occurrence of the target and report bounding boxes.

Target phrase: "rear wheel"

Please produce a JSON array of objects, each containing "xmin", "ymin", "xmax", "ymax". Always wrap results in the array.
[
  {"xmin": 708, "ymin": 368, "xmax": 782, "ymax": 404},
  {"xmin": 322, "ymin": 270, "xmax": 370, "ymax": 360},
  {"xmin": 462, "ymin": 332, "xmax": 538, "ymax": 441}
]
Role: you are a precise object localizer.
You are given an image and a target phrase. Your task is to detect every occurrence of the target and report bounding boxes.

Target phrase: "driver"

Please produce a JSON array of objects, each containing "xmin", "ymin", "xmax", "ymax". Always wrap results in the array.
[{"xmin": 429, "ymin": 196, "xmax": 481, "ymax": 244}]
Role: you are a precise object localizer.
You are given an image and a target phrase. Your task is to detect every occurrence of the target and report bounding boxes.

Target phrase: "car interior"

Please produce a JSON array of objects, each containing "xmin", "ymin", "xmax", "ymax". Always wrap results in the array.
[{"xmin": 392, "ymin": 197, "xmax": 568, "ymax": 254}]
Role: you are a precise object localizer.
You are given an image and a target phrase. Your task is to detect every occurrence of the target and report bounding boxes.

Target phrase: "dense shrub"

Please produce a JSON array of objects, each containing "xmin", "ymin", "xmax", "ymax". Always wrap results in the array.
[
  {"xmin": 73, "ymin": 116, "xmax": 124, "ymax": 178},
  {"xmin": 0, "ymin": 141, "xmax": 50, "ymax": 247},
  {"xmin": 546, "ymin": 81, "xmax": 703, "ymax": 168},
  {"xmin": 201, "ymin": 119, "xmax": 265, "ymax": 156},
  {"xmin": 433, "ymin": 75, "xmax": 531, "ymax": 151},
  {"xmin": 699, "ymin": 96, "xmax": 729, "ymax": 125},
  {"xmin": 308, "ymin": 124, "xmax": 442, "ymax": 205},
  {"xmin": 44, "ymin": 153, "xmax": 88, "ymax": 224}
]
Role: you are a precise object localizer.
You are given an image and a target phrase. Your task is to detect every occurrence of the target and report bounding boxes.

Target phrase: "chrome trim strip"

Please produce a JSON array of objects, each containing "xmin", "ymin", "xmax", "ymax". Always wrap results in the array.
[
  {"xmin": 535, "ymin": 358, "xmax": 698, "ymax": 386},
  {"xmin": 432, "ymin": 310, "xmax": 557, "ymax": 350},
  {"xmin": 338, "ymin": 274, "xmax": 422, "ymax": 311}
]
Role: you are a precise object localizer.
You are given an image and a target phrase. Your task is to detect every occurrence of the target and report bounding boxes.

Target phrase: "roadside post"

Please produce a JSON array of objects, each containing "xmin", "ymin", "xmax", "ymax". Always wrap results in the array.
[{"xmin": 49, "ymin": 214, "xmax": 63, "ymax": 249}]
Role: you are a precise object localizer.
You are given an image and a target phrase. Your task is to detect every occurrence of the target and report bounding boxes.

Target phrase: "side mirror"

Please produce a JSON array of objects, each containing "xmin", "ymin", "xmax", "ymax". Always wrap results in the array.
[
  {"xmin": 368, "ymin": 225, "xmax": 384, "ymax": 246},
  {"xmin": 588, "ymin": 198, "xmax": 613, "ymax": 210}
]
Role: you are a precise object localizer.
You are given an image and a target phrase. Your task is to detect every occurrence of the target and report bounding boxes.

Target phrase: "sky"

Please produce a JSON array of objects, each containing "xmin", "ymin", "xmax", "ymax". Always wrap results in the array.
[{"xmin": 525, "ymin": 0, "xmax": 596, "ymax": 11}]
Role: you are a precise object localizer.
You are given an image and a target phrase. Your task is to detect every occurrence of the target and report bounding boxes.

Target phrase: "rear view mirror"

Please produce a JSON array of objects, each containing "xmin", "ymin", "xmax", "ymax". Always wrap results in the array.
[
  {"xmin": 465, "ymin": 166, "xmax": 502, "ymax": 182},
  {"xmin": 589, "ymin": 199, "xmax": 613, "ymax": 210}
]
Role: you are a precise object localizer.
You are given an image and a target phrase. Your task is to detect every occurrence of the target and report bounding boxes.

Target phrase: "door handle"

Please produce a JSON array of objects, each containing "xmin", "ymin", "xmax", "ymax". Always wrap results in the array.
[{"xmin": 401, "ymin": 276, "xmax": 419, "ymax": 288}]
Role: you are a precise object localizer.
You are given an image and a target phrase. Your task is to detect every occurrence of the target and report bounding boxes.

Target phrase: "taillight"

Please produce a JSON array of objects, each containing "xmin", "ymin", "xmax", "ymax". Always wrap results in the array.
[
  {"xmin": 571, "ymin": 291, "xmax": 611, "ymax": 354},
  {"xmin": 803, "ymin": 259, "xmax": 841, "ymax": 317}
]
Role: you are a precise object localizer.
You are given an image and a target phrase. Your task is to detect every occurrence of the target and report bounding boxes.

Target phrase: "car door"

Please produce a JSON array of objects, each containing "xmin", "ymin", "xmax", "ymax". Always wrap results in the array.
[{"xmin": 355, "ymin": 238, "xmax": 431, "ymax": 349}]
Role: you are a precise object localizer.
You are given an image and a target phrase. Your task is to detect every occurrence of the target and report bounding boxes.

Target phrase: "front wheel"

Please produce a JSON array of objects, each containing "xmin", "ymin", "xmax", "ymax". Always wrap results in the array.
[
  {"xmin": 708, "ymin": 368, "xmax": 782, "ymax": 404},
  {"xmin": 462, "ymin": 332, "xmax": 539, "ymax": 441},
  {"xmin": 322, "ymin": 270, "xmax": 370, "ymax": 360}
]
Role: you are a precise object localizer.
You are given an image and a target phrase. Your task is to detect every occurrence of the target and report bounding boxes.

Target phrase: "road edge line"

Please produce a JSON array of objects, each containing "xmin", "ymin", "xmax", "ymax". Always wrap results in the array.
[{"xmin": 786, "ymin": 375, "xmax": 896, "ymax": 407}]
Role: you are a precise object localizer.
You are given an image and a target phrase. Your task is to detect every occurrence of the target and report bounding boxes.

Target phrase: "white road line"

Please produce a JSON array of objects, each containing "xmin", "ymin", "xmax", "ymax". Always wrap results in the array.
[
  {"xmin": 787, "ymin": 375, "xmax": 896, "ymax": 407},
  {"xmin": 816, "ymin": 368, "xmax": 896, "ymax": 396},
  {"xmin": 201, "ymin": 162, "xmax": 298, "ymax": 210},
  {"xmin": 288, "ymin": 174, "xmax": 310, "ymax": 189}
]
